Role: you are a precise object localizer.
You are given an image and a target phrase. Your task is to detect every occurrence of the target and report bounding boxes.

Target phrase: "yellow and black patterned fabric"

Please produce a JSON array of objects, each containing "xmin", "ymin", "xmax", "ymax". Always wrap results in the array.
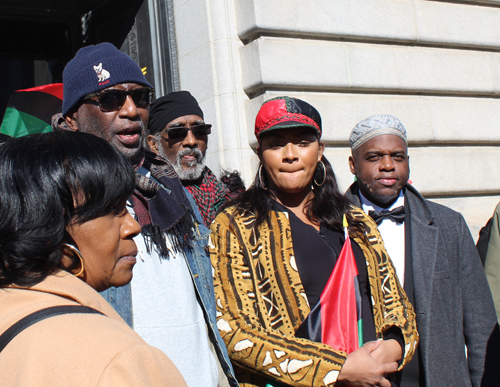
[{"xmin": 209, "ymin": 206, "xmax": 418, "ymax": 387}]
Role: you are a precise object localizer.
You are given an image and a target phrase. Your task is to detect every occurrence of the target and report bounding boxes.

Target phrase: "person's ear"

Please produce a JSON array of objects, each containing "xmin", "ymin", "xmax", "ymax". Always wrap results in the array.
[
  {"xmin": 317, "ymin": 140, "xmax": 325, "ymax": 162},
  {"xmin": 257, "ymin": 145, "xmax": 263, "ymax": 163},
  {"xmin": 407, "ymin": 154, "xmax": 411, "ymax": 180},
  {"xmin": 348, "ymin": 155, "xmax": 356, "ymax": 175},
  {"xmin": 64, "ymin": 110, "xmax": 79, "ymax": 132},
  {"xmin": 60, "ymin": 248, "xmax": 74, "ymax": 271},
  {"xmin": 147, "ymin": 135, "xmax": 159, "ymax": 154}
]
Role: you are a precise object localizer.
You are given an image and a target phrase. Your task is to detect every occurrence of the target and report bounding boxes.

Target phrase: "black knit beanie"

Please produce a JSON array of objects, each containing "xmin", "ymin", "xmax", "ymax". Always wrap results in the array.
[{"xmin": 148, "ymin": 91, "xmax": 204, "ymax": 135}]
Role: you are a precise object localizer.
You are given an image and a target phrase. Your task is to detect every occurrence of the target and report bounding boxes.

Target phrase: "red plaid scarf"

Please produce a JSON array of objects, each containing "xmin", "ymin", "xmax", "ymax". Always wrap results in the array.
[{"xmin": 185, "ymin": 167, "xmax": 231, "ymax": 226}]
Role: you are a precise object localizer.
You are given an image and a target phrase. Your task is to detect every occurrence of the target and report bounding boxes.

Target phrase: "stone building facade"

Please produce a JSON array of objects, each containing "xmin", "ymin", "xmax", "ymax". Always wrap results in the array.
[
  {"xmin": 2, "ymin": 0, "xmax": 498, "ymax": 238},
  {"xmin": 169, "ymin": 0, "xmax": 500, "ymax": 238}
]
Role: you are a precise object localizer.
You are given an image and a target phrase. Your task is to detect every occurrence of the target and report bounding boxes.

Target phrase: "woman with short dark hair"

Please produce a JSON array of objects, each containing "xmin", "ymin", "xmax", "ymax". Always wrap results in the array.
[
  {"xmin": 0, "ymin": 131, "xmax": 186, "ymax": 386},
  {"xmin": 209, "ymin": 97, "xmax": 418, "ymax": 387}
]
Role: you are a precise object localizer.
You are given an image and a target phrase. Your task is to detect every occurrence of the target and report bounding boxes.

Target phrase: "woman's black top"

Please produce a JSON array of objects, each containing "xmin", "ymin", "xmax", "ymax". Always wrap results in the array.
[{"xmin": 273, "ymin": 202, "xmax": 377, "ymax": 344}]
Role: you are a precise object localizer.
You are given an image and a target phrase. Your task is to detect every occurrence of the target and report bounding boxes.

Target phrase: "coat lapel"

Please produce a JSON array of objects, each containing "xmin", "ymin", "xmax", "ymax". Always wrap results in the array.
[
  {"xmin": 405, "ymin": 186, "xmax": 437, "ymax": 312},
  {"xmin": 346, "ymin": 182, "xmax": 438, "ymax": 378},
  {"xmin": 405, "ymin": 186, "xmax": 437, "ymax": 371}
]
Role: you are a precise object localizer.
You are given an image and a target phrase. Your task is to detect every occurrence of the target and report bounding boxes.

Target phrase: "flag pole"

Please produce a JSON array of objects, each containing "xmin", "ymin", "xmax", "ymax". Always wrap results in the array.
[{"xmin": 343, "ymin": 214, "xmax": 363, "ymax": 348}]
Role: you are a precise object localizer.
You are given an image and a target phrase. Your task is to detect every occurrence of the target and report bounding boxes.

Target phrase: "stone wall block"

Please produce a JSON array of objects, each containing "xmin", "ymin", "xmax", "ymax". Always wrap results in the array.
[
  {"xmin": 217, "ymin": 147, "xmax": 256, "ymax": 182},
  {"xmin": 236, "ymin": 0, "xmax": 417, "ymax": 42},
  {"xmin": 241, "ymin": 38, "xmax": 499, "ymax": 96},
  {"xmin": 236, "ymin": 0, "xmax": 500, "ymax": 50},
  {"xmin": 211, "ymin": 92, "xmax": 244, "ymax": 151},
  {"xmin": 196, "ymin": 96, "xmax": 221, "ymax": 155},
  {"xmin": 205, "ymin": 152, "xmax": 222, "ymax": 177},
  {"xmin": 428, "ymin": 98, "xmax": 500, "ymax": 143},
  {"xmin": 432, "ymin": 196, "xmax": 500, "ymax": 242},
  {"xmin": 240, "ymin": 38, "xmax": 352, "ymax": 94},
  {"xmin": 408, "ymin": 146, "xmax": 500, "ymax": 195},
  {"xmin": 178, "ymin": 44, "xmax": 216, "ymax": 101},
  {"xmin": 322, "ymin": 147, "xmax": 358, "ymax": 193},
  {"xmin": 250, "ymin": 92, "xmax": 500, "ymax": 145},
  {"xmin": 212, "ymin": 38, "xmax": 245, "ymax": 95},
  {"xmin": 208, "ymin": 0, "xmax": 236, "ymax": 41},
  {"xmin": 174, "ymin": 0, "xmax": 210, "ymax": 59},
  {"xmin": 239, "ymin": 39, "xmax": 264, "ymax": 95},
  {"xmin": 322, "ymin": 146, "xmax": 500, "ymax": 197},
  {"xmin": 202, "ymin": 92, "xmax": 253, "ymax": 177},
  {"xmin": 346, "ymin": 44, "xmax": 493, "ymax": 92},
  {"xmin": 413, "ymin": 1, "xmax": 500, "ymax": 48}
]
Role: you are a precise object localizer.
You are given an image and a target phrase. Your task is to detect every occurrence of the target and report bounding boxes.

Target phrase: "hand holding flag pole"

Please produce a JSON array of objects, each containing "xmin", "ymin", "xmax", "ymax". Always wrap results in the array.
[
  {"xmin": 267, "ymin": 215, "xmax": 364, "ymax": 386},
  {"xmin": 295, "ymin": 214, "xmax": 363, "ymax": 353}
]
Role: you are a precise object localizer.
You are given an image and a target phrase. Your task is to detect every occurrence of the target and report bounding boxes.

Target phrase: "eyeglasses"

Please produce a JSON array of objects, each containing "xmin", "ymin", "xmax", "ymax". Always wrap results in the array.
[
  {"xmin": 162, "ymin": 124, "xmax": 212, "ymax": 139},
  {"xmin": 82, "ymin": 88, "xmax": 154, "ymax": 112}
]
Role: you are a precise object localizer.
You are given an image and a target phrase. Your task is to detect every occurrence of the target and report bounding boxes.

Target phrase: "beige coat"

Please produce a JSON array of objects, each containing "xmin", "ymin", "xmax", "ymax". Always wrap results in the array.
[{"xmin": 0, "ymin": 270, "xmax": 187, "ymax": 387}]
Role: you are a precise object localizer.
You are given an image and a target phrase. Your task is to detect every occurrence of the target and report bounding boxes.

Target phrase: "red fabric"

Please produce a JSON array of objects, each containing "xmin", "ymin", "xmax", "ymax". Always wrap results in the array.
[
  {"xmin": 319, "ymin": 233, "xmax": 360, "ymax": 354},
  {"xmin": 184, "ymin": 167, "xmax": 230, "ymax": 226},
  {"xmin": 255, "ymin": 98, "xmax": 287, "ymax": 132},
  {"xmin": 17, "ymin": 83, "xmax": 63, "ymax": 100},
  {"xmin": 254, "ymin": 98, "xmax": 321, "ymax": 137}
]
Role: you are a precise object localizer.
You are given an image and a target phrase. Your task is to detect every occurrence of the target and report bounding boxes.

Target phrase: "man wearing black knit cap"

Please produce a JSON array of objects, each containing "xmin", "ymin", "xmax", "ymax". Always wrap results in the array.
[
  {"xmin": 148, "ymin": 91, "xmax": 243, "ymax": 226},
  {"xmin": 57, "ymin": 43, "xmax": 238, "ymax": 387}
]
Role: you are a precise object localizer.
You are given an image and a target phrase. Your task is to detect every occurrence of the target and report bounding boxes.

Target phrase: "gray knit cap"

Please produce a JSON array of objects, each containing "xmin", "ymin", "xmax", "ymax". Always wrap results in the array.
[{"xmin": 349, "ymin": 114, "xmax": 407, "ymax": 151}]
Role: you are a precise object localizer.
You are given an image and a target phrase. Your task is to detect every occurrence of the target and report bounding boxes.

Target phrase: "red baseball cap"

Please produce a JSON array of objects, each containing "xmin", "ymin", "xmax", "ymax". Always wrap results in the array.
[{"xmin": 254, "ymin": 96, "xmax": 322, "ymax": 140}]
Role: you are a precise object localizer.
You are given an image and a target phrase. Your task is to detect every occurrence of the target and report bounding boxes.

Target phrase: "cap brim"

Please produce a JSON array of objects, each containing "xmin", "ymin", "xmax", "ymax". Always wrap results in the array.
[{"xmin": 258, "ymin": 120, "xmax": 320, "ymax": 137}]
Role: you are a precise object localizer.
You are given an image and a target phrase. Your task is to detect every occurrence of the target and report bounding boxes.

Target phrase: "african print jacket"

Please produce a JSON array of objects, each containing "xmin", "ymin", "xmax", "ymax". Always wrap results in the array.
[{"xmin": 209, "ymin": 206, "xmax": 418, "ymax": 387}]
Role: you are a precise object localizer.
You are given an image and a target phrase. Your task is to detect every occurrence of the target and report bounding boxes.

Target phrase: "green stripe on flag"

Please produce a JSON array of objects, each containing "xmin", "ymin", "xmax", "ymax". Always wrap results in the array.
[
  {"xmin": 358, "ymin": 319, "xmax": 364, "ymax": 347},
  {"xmin": 1, "ymin": 107, "xmax": 52, "ymax": 137}
]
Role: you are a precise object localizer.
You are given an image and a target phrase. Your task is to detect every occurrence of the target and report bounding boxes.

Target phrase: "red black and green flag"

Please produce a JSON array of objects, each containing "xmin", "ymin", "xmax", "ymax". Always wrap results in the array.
[
  {"xmin": 296, "ymin": 215, "xmax": 363, "ymax": 354},
  {"xmin": 0, "ymin": 83, "xmax": 63, "ymax": 137}
]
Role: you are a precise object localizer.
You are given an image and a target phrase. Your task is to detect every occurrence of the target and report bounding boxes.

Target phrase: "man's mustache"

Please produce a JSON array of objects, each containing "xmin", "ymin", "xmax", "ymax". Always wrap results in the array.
[{"xmin": 177, "ymin": 148, "xmax": 204, "ymax": 163}]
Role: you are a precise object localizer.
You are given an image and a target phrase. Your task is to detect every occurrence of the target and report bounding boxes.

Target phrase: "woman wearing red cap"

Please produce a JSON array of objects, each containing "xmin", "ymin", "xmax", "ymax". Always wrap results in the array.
[{"xmin": 209, "ymin": 97, "xmax": 418, "ymax": 387}]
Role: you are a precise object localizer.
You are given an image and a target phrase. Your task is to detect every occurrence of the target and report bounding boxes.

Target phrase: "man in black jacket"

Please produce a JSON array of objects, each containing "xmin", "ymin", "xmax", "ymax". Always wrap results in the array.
[{"xmin": 345, "ymin": 114, "xmax": 497, "ymax": 387}]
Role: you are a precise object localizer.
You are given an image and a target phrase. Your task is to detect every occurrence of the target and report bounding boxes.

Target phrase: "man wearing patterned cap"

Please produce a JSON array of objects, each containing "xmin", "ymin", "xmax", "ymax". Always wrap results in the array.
[
  {"xmin": 147, "ymin": 91, "xmax": 243, "ymax": 226},
  {"xmin": 57, "ymin": 43, "xmax": 238, "ymax": 387},
  {"xmin": 345, "ymin": 115, "xmax": 498, "ymax": 386}
]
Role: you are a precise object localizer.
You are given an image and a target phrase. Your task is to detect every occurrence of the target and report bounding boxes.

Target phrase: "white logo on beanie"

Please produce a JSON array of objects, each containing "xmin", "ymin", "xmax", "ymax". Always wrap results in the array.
[{"xmin": 93, "ymin": 63, "xmax": 110, "ymax": 83}]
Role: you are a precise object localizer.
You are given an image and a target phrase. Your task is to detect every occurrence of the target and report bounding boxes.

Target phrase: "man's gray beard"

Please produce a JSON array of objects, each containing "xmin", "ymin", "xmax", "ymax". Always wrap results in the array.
[{"xmin": 159, "ymin": 146, "xmax": 205, "ymax": 181}]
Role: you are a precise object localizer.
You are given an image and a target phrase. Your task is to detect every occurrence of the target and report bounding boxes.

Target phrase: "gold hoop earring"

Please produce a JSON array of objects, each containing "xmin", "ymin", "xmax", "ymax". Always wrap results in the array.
[
  {"xmin": 313, "ymin": 160, "xmax": 326, "ymax": 187},
  {"xmin": 62, "ymin": 243, "xmax": 85, "ymax": 277},
  {"xmin": 258, "ymin": 165, "xmax": 268, "ymax": 191}
]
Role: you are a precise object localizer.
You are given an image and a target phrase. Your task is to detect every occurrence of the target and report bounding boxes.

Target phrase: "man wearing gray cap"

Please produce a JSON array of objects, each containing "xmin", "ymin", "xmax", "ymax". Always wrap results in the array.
[{"xmin": 345, "ymin": 115, "xmax": 497, "ymax": 386}]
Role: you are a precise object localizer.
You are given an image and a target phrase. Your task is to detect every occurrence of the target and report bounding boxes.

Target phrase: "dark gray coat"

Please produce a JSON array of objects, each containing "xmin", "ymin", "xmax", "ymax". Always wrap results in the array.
[{"xmin": 346, "ymin": 182, "xmax": 497, "ymax": 387}]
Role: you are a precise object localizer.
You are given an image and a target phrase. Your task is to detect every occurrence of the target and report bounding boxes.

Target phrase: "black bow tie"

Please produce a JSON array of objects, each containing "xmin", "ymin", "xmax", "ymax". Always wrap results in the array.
[{"xmin": 368, "ymin": 206, "xmax": 405, "ymax": 225}]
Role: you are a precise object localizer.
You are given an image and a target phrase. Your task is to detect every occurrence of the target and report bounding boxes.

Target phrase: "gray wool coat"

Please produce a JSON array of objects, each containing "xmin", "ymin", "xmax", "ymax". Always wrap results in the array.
[{"xmin": 346, "ymin": 182, "xmax": 497, "ymax": 387}]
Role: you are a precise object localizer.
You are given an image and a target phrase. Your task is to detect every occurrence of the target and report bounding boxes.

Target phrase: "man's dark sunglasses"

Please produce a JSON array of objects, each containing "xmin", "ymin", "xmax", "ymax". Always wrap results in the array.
[
  {"xmin": 163, "ymin": 124, "xmax": 212, "ymax": 139},
  {"xmin": 82, "ymin": 88, "xmax": 154, "ymax": 112}
]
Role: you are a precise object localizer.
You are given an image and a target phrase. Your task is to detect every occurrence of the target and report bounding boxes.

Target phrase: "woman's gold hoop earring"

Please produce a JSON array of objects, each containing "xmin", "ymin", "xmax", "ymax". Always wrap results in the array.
[
  {"xmin": 62, "ymin": 243, "xmax": 85, "ymax": 277},
  {"xmin": 258, "ymin": 165, "xmax": 268, "ymax": 191},
  {"xmin": 314, "ymin": 161, "xmax": 326, "ymax": 187}
]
